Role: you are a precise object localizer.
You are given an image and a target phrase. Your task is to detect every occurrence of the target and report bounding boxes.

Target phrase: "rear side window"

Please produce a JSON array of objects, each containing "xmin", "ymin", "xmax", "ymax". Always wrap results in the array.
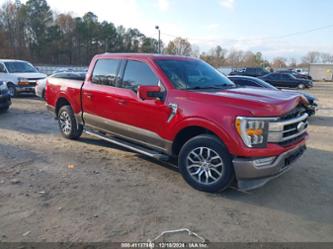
[
  {"xmin": 120, "ymin": 60, "xmax": 159, "ymax": 91},
  {"xmin": 281, "ymin": 74, "xmax": 292, "ymax": 80},
  {"xmin": 92, "ymin": 59, "xmax": 120, "ymax": 86}
]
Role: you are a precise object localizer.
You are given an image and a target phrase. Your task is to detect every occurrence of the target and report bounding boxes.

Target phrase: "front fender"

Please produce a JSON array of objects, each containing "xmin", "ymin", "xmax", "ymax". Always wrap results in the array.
[{"xmin": 170, "ymin": 117, "xmax": 242, "ymax": 155}]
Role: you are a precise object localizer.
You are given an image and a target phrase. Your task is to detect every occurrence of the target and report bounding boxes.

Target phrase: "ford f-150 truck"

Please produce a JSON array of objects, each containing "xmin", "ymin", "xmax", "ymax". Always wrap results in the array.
[{"xmin": 45, "ymin": 53, "xmax": 309, "ymax": 192}]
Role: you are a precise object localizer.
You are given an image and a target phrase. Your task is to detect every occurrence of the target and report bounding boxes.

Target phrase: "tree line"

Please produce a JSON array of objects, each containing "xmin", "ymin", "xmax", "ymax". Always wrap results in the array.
[
  {"xmin": 165, "ymin": 37, "xmax": 333, "ymax": 69},
  {"xmin": 1, "ymin": 0, "xmax": 333, "ymax": 68},
  {"xmin": 0, "ymin": 0, "xmax": 160, "ymax": 65}
]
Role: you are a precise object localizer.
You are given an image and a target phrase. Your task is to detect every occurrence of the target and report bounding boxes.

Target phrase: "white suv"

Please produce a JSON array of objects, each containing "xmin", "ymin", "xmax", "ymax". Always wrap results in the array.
[{"xmin": 0, "ymin": 59, "xmax": 47, "ymax": 97}]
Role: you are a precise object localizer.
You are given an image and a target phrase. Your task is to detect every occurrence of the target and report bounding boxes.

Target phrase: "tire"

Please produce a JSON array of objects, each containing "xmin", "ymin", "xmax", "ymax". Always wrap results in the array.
[
  {"xmin": 57, "ymin": 105, "xmax": 83, "ymax": 140},
  {"xmin": 0, "ymin": 106, "xmax": 9, "ymax": 113},
  {"xmin": 298, "ymin": 84, "xmax": 305, "ymax": 89},
  {"xmin": 178, "ymin": 134, "xmax": 234, "ymax": 193},
  {"xmin": 7, "ymin": 84, "xmax": 17, "ymax": 97}
]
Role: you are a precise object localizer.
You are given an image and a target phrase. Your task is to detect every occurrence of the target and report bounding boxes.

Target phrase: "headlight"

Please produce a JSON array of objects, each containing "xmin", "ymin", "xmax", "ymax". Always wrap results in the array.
[
  {"xmin": 17, "ymin": 78, "xmax": 30, "ymax": 86},
  {"xmin": 235, "ymin": 117, "xmax": 269, "ymax": 148}
]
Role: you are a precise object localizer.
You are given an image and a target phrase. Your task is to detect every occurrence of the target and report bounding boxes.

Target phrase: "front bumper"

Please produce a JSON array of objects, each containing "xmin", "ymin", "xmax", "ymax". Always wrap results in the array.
[
  {"xmin": 16, "ymin": 86, "xmax": 36, "ymax": 93},
  {"xmin": 233, "ymin": 144, "xmax": 306, "ymax": 191},
  {"xmin": 0, "ymin": 93, "xmax": 11, "ymax": 108}
]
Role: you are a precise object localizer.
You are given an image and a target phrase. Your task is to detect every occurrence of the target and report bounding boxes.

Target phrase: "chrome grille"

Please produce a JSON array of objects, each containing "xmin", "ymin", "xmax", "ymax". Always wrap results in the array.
[{"xmin": 268, "ymin": 107, "xmax": 308, "ymax": 145}]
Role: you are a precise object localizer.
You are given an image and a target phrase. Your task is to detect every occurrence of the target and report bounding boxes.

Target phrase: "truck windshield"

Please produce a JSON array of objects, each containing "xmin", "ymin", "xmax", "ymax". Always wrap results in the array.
[
  {"xmin": 156, "ymin": 59, "xmax": 235, "ymax": 90},
  {"xmin": 4, "ymin": 62, "xmax": 38, "ymax": 73}
]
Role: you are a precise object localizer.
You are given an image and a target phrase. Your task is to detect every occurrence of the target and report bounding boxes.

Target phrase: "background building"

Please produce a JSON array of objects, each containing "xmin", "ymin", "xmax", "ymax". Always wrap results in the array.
[{"xmin": 309, "ymin": 64, "xmax": 333, "ymax": 81}]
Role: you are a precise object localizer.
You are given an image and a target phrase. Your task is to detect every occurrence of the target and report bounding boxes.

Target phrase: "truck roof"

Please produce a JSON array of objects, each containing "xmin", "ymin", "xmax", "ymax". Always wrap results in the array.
[{"xmin": 94, "ymin": 53, "xmax": 197, "ymax": 61}]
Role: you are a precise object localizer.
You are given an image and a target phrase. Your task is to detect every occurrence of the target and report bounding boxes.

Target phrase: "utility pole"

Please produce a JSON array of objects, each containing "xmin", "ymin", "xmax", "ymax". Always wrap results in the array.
[{"xmin": 155, "ymin": 26, "xmax": 161, "ymax": 54}]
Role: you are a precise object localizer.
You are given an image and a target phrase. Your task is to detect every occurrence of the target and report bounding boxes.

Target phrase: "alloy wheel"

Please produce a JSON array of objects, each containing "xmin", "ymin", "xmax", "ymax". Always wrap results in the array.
[
  {"xmin": 59, "ymin": 111, "xmax": 72, "ymax": 135},
  {"xmin": 186, "ymin": 147, "xmax": 224, "ymax": 185}
]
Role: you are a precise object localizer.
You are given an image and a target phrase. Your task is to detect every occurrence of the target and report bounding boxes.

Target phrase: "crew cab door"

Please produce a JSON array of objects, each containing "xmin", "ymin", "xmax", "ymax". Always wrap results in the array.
[
  {"xmin": 82, "ymin": 58, "xmax": 123, "ymax": 129},
  {"xmin": 110, "ymin": 59, "xmax": 171, "ymax": 152}
]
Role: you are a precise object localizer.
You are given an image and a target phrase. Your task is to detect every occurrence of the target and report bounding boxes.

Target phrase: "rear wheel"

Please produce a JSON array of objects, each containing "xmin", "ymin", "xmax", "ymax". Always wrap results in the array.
[
  {"xmin": 298, "ymin": 84, "xmax": 305, "ymax": 89},
  {"xmin": 58, "ymin": 105, "xmax": 83, "ymax": 139},
  {"xmin": 178, "ymin": 134, "xmax": 234, "ymax": 193}
]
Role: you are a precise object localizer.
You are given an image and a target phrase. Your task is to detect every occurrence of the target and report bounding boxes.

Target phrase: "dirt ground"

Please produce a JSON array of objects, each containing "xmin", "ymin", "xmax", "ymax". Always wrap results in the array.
[{"xmin": 0, "ymin": 82, "xmax": 332, "ymax": 243}]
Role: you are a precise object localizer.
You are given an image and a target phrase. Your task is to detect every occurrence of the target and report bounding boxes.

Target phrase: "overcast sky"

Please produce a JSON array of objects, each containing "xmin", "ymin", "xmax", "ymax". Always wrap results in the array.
[{"xmin": 4, "ymin": 0, "xmax": 333, "ymax": 61}]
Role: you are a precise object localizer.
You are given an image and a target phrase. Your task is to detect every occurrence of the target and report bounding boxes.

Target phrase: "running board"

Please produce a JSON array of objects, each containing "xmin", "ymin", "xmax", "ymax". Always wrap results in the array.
[{"xmin": 84, "ymin": 130, "xmax": 170, "ymax": 161}]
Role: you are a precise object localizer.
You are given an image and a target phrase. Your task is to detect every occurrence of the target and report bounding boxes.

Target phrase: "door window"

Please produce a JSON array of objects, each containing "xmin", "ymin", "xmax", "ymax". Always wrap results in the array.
[
  {"xmin": 280, "ymin": 74, "xmax": 292, "ymax": 80},
  {"xmin": 92, "ymin": 59, "xmax": 121, "ymax": 86},
  {"xmin": 120, "ymin": 60, "xmax": 159, "ymax": 91}
]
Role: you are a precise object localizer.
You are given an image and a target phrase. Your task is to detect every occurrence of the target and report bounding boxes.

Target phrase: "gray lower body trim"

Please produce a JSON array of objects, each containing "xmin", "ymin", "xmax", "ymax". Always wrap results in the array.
[
  {"xmin": 233, "ymin": 144, "xmax": 306, "ymax": 191},
  {"xmin": 83, "ymin": 113, "xmax": 173, "ymax": 155}
]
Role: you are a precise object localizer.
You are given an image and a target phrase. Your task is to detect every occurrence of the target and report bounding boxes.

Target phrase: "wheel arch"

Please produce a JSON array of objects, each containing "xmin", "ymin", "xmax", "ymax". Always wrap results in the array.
[
  {"xmin": 171, "ymin": 119, "xmax": 234, "ymax": 156},
  {"xmin": 55, "ymin": 97, "xmax": 71, "ymax": 116}
]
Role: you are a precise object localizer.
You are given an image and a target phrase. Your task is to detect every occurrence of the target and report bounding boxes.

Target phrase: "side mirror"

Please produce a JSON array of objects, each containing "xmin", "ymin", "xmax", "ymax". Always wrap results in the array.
[{"xmin": 138, "ymin": 85, "xmax": 163, "ymax": 101}]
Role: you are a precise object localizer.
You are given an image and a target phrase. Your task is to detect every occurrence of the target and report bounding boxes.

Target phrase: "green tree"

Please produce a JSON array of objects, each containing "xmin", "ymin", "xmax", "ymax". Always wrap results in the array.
[
  {"xmin": 140, "ymin": 37, "xmax": 159, "ymax": 53},
  {"xmin": 25, "ymin": 0, "xmax": 52, "ymax": 60}
]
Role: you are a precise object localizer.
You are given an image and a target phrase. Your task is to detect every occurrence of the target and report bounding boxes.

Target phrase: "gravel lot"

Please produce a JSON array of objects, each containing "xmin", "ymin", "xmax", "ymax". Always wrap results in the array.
[{"xmin": 0, "ymin": 82, "xmax": 332, "ymax": 242}]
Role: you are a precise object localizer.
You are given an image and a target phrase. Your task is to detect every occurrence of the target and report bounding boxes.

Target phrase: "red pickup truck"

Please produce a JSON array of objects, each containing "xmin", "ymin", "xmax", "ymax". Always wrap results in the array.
[{"xmin": 46, "ymin": 53, "xmax": 309, "ymax": 192}]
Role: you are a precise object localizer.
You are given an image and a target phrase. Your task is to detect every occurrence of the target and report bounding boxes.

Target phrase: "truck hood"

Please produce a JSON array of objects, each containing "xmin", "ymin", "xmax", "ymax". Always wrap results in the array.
[
  {"xmin": 10, "ymin": 72, "xmax": 47, "ymax": 79},
  {"xmin": 196, "ymin": 87, "xmax": 308, "ymax": 116}
]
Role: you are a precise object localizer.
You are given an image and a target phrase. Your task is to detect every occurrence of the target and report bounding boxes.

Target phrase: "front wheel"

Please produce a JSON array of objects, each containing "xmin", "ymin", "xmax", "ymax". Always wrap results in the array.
[
  {"xmin": 7, "ymin": 84, "xmax": 17, "ymax": 97},
  {"xmin": 0, "ymin": 106, "xmax": 9, "ymax": 113},
  {"xmin": 57, "ymin": 105, "xmax": 83, "ymax": 140},
  {"xmin": 178, "ymin": 134, "xmax": 234, "ymax": 193}
]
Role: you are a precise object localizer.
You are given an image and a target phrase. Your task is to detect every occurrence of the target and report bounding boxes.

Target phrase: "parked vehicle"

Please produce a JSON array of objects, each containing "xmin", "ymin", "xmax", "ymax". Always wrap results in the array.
[
  {"xmin": 260, "ymin": 72, "xmax": 313, "ymax": 89},
  {"xmin": 294, "ymin": 68, "xmax": 309, "ymax": 76},
  {"xmin": 229, "ymin": 67, "xmax": 270, "ymax": 77},
  {"xmin": 229, "ymin": 76, "xmax": 318, "ymax": 116},
  {"xmin": 275, "ymin": 70, "xmax": 312, "ymax": 80},
  {"xmin": 0, "ymin": 80, "xmax": 11, "ymax": 112},
  {"xmin": 35, "ymin": 71, "xmax": 86, "ymax": 99},
  {"xmin": 46, "ymin": 53, "xmax": 309, "ymax": 192},
  {"xmin": 0, "ymin": 59, "xmax": 47, "ymax": 97}
]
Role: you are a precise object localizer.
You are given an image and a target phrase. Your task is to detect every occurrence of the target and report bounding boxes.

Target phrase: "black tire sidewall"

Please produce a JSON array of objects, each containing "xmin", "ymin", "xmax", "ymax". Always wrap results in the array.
[
  {"xmin": 7, "ymin": 84, "xmax": 17, "ymax": 97},
  {"xmin": 178, "ymin": 134, "xmax": 234, "ymax": 193},
  {"xmin": 0, "ymin": 106, "xmax": 9, "ymax": 113},
  {"xmin": 57, "ymin": 106, "xmax": 82, "ymax": 140}
]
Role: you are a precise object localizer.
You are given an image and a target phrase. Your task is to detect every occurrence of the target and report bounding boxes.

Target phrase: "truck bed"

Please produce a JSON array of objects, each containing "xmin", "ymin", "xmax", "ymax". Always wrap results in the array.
[{"xmin": 46, "ymin": 77, "xmax": 84, "ymax": 115}]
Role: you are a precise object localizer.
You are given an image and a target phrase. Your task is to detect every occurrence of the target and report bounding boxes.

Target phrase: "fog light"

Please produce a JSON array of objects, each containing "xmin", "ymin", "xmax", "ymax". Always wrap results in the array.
[{"xmin": 253, "ymin": 156, "xmax": 276, "ymax": 168}]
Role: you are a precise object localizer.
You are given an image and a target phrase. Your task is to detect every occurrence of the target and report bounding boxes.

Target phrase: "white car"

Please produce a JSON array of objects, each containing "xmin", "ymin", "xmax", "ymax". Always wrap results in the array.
[
  {"xmin": 0, "ymin": 59, "xmax": 47, "ymax": 97},
  {"xmin": 293, "ymin": 68, "xmax": 309, "ymax": 76}
]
